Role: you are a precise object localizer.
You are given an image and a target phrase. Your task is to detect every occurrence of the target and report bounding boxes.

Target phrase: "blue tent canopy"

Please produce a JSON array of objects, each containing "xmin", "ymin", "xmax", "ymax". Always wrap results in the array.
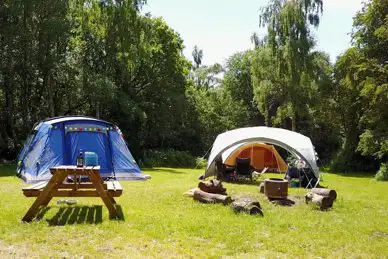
[{"xmin": 17, "ymin": 116, "xmax": 146, "ymax": 182}]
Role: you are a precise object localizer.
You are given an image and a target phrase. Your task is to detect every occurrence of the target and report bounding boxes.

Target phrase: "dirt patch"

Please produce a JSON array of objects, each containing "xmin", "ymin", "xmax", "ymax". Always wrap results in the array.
[
  {"xmin": 371, "ymin": 231, "xmax": 388, "ymax": 238},
  {"xmin": 0, "ymin": 240, "xmax": 32, "ymax": 259}
]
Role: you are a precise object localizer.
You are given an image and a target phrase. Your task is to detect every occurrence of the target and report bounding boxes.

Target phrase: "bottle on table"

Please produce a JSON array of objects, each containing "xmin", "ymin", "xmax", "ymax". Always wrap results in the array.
[{"xmin": 76, "ymin": 149, "xmax": 84, "ymax": 167}]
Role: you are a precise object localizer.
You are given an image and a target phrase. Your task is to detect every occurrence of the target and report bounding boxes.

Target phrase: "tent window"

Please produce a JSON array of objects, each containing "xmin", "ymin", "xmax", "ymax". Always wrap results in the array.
[
  {"xmin": 18, "ymin": 131, "xmax": 37, "ymax": 162},
  {"xmin": 24, "ymin": 135, "xmax": 47, "ymax": 169}
]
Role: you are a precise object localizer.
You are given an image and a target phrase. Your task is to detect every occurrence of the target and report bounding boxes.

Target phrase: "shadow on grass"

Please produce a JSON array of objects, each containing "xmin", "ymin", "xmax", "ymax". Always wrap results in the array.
[
  {"xmin": 141, "ymin": 167, "xmax": 190, "ymax": 174},
  {"xmin": 47, "ymin": 205, "xmax": 103, "ymax": 226},
  {"xmin": 0, "ymin": 164, "xmax": 16, "ymax": 177},
  {"xmin": 46, "ymin": 205, "xmax": 125, "ymax": 226},
  {"xmin": 114, "ymin": 204, "xmax": 125, "ymax": 221}
]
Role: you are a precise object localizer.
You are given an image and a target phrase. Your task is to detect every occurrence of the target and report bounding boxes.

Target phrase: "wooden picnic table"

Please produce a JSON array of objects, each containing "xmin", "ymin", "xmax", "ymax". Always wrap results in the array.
[{"xmin": 22, "ymin": 166, "xmax": 122, "ymax": 222}]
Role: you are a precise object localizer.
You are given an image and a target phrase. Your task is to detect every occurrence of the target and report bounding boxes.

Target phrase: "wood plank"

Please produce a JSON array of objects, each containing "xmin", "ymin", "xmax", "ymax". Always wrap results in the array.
[
  {"xmin": 112, "ymin": 181, "xmax": 122, "ymax": 191},
  {"xmin": 57, "ymin": 183, "xmax": 107, "ymax": 189},
  {"xmin": 87, "ymin": 171, "xmax": 118, "ymax": 217},
  {"xmin": 51, "ymin": 190, "xmax": 100, "ymax": 197},
  {"xmin": 23, "ymin": 189, "xmax": 41, "ymax": 197},
  {"xmin": 23, "ymin": 182, "xmax": 48, "ymax": 196},
  {"xmin": 112, "ymin": 181, "xmax": 123, "ymax": 196},
  {"xmin": 50, "ymin": 166, "xmax": 100, "ymax": 175},
  {"xmin": 23, "ymin": 188, "xmax": 122, "ymax": 197},
  {"xmin": 40, "ymin": 195, "xmax": 53, "ymax": 206},
  {"xmin": 22, "ymin": 181, "xmax": 48, "ymax": 191},
  {"xmin": 22, "ymin": 169, "xmax": 69, "ymax": 222},
  {"xmin": 106, "ymin": 181, "xmax": 115, "ymax": 191},
  {"xmin": 106, "ymin": 181, "xmax": 122, "ymax": 196}
]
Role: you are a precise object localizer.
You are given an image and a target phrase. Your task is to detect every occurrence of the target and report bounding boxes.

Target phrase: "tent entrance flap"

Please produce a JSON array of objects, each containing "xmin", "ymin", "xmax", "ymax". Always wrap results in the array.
[{"xmin": 65, "ymin": 131, "xmax": 112, "ymax": 175}]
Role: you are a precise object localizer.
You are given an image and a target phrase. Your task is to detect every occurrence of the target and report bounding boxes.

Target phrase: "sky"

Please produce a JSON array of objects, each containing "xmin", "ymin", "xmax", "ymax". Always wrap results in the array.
[{"xmin": 143, "ymin": 0, "xmax": 364, "ymax": 65}]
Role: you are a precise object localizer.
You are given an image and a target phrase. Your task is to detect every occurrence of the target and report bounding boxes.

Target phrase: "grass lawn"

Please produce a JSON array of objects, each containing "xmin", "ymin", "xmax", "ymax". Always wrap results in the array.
[{"xmin": 0, "ymin": 165, "xmax": 387, "ymax": 258}]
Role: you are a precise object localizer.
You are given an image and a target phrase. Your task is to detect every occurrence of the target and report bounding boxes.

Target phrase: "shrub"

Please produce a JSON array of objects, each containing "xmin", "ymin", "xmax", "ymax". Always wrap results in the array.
[
  {"xmin": 142, "ymin": 149, "xmax": 197, "ymax": 168},
  {"xmin": 375, "ymin": 163, "xmax": 388, "ymax": 181},
  {"xmin": 195, "ymin": 157, "xmax": 208, "ymax": 169},
  {"xmin": 331, "ymin": 150, "xmax": 379, "ymax": 173}
]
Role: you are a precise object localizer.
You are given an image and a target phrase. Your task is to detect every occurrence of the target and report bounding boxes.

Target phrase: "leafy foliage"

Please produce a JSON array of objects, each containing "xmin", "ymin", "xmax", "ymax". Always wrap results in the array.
[
  {"xmin": 0, "ymin": 0, "xmax": 386, "ymax": 173},
  {"xmin": 258, "ymin": 0, "xmax": 323, "ymax": 131},
  {"xmin": 331, "ymin": 0, "xmax": 388, "ymax": 172},
  {"xmin": 375, "ymin": 163, "xmax": 388, "ymax": 181},
  {"xmin": 142, "ymin": 149, "xmax": 197, "ymax": 168}
]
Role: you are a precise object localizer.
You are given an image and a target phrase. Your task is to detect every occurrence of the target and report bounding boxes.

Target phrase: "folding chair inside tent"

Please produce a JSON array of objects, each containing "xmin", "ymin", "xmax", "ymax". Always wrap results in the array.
[{"xmin": 300, "ymin": 168, "xmax": 320, "ymax": 188}]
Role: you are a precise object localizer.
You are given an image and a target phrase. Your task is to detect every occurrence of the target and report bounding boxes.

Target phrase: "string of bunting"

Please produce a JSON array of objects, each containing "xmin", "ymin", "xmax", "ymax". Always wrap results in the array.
[
  {"xmin": 49, "ymin": 124, "xmax": 123, "ymax": 137},
  {"xmin": 62, "ymin": 126, "xmax": 114, "ymax": 133}
]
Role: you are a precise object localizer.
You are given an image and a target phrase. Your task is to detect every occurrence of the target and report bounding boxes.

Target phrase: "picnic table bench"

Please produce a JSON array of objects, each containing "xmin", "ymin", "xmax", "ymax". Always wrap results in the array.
[{"xmin": 22, "ymin": 166, "xmax": 122, "ymax": 222}]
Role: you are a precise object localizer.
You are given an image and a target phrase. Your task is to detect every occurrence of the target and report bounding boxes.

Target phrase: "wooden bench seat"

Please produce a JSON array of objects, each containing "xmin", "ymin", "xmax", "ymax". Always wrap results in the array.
[
  {"xmin": 23, "ymin": 180, "xmax": 123, "ymax": 198},
  {"xmin": 23, "ymin": 181, "xmax": 48, "ymax": 197},
  {"xmin": 107, "ymin": 181, "xmax": 123, "ymax": 196}
]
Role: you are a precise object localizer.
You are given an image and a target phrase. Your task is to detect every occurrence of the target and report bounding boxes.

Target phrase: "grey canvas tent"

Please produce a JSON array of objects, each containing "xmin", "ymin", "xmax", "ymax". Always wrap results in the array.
[{"xmin": 204, "ymin": 126, "xmax": 320, "ymax": 185}]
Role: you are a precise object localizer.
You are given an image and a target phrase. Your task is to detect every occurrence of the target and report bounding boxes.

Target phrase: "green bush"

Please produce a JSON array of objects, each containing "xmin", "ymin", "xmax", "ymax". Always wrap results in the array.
[
  {"xmin": 375, "ymin": 163, "xmax": 388, "ymax": 181},
  {"xmin": 331, "ymin": 149, "xmax": 379, "ymax": 173},
  {"xmin": 195, "ymin": 157, "xmax": 208, "ymax": 169},
  {"xmin": 142, "ymin": 149, "xmax": 197, "ymax": 168}
]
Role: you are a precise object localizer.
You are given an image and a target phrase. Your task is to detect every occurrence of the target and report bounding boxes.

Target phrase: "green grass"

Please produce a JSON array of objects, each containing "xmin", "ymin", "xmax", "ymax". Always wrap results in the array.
[{"xmin": 0, "ymin": 165, "xmax": 388, "ymax": 258}]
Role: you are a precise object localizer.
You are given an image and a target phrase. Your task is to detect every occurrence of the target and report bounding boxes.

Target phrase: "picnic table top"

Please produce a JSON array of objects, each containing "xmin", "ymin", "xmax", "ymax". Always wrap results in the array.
[{"xmin": 50, "ymin": 165, "xmax": 101, "ymax": 171}]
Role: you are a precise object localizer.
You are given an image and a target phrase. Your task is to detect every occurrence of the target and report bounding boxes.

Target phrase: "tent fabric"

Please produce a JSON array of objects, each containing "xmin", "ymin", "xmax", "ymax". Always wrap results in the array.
[
  {"xmin": 205, "ymin": 126, "xmax": 319, "ymax": 178},
  {"xmin": 222, "ymin": 142, "xmax": 288, "ymax": 172},
  {"xmin": 17, "ymin": 116, "xmax": 145, "ymax": 183}
]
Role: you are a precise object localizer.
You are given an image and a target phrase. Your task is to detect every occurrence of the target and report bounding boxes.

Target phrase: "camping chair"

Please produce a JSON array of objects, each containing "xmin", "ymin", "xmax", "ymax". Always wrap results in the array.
[
  {"xmin": 299, "ymin": 168, "xmax": 320, "ymax": 188},
  {"xmin": 215, "ymin": 156, "xmax": 235, "ymax": 181},
  {"xmin": 235, "ymin": 157, "xmax": 253, "ymax": 181},
  {"xmin": 285, "ymin": 167, "xmax": 300, "ymax": 187}
]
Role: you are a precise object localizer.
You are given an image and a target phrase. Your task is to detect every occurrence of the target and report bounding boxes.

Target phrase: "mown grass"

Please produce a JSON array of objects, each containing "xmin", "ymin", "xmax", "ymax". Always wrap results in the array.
[{"xmin": 0, "ymin": 164, "xmax": 387, "ymax": 258}]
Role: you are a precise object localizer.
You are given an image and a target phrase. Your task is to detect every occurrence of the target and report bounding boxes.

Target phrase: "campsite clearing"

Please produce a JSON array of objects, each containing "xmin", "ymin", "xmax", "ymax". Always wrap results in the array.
[{"xmin": 0, "ymin": 164, "xmax": 388, "ymax": 258}]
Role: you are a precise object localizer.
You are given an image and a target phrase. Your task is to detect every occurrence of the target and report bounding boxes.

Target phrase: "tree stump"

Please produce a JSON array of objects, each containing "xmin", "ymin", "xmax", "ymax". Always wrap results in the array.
[
  {"xmin": 259, "ymin": 183, "xmax": 265, "ymax": 194},
  {"xmin": 198, "ymin": 179, "xmax": 227, "ymax": 194},
  {"xmin": 230, "ymin": 198, "xmax": 263, "ymax": 216},
  {"xmin": 264, "ymin": 178, "xmax": 288, "ymax": 199},
  {"xmin": 305, "ymin": 192, "xmax": 334, "ymax": 210},
  {"xmin": 193, "ymin": 189, "xmax": 232, "ymax": 205},
  {"xmin": 311, "ymin": 188, "xmax": 337, "ymax": 201}
]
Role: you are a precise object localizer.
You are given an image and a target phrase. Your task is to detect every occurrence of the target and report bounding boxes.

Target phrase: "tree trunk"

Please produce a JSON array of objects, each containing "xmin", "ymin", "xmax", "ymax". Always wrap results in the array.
[
  {"xmin": 95, "ymin": 100, "xmax": 100, "ymax": 118},
  {"xmin": 305, "ymin": 192, "xmax": 334, "ymax": 210},
  {"xmin": 47, "ymin": 73, "xmax": 55, "ymax": 117},
  {"xmin": 193, "ymin": 190, "xmax": 232, "ymax": 205},
  {"xmin": 230, "ymin": 199, "xmax": 263, "ymax": 216},
  {"xmin": 311, "ymin": 188, "xmax": 337, "ymax": 201},
  {"xmin": 22, "ymin": 1, "xmax": 31, "ymax": 131},
  {"xmin": 259, "ymin": 182, "xmax": 265, "ymax": 193},
  {"xmin": 291, "ymin": 110, "xmax": 296, "ymax": 131},
  {"xmin": 198, "ymin": 179, "xmax": 226, "ymax": 194},
  {"xmin": 3, "ymin": 67, "xmax": 14, "ymax": 139}
]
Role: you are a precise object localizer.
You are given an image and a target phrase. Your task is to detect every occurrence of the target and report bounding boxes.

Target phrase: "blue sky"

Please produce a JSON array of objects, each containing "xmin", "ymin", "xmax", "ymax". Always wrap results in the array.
[{"xmin": 143, "ymin": 0, "xmax": 364, "ymax": 65}]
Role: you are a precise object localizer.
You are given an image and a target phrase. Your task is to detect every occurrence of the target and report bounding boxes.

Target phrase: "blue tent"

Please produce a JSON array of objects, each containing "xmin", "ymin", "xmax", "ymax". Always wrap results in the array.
[{"xmin": 17, "ymin": 116, "xmax": 146, "ymax": 183}]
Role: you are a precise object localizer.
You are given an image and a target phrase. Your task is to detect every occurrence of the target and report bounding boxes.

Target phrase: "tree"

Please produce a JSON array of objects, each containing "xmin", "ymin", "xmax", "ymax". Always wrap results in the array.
[
  {"xmin": 258, "ymin": 0, "xmax": 323, "ymax": 131},
  {"xmin": 192, "ymin": 45, "xmax": 203, "ymax": 68},
  {"xmin": 353, "ymin": 0, "xmax": 388, "ymax": 162},
  {"xmin": 0, "ymin": 0, "xmax": 198, "ymax": 160},
  {"xmin": 330, "ymin": 0, "xmax": 387, "ymax": 172},
  {"xmin": 223, "ymin": 51, "xmax": 264, "ymax": 126}
]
